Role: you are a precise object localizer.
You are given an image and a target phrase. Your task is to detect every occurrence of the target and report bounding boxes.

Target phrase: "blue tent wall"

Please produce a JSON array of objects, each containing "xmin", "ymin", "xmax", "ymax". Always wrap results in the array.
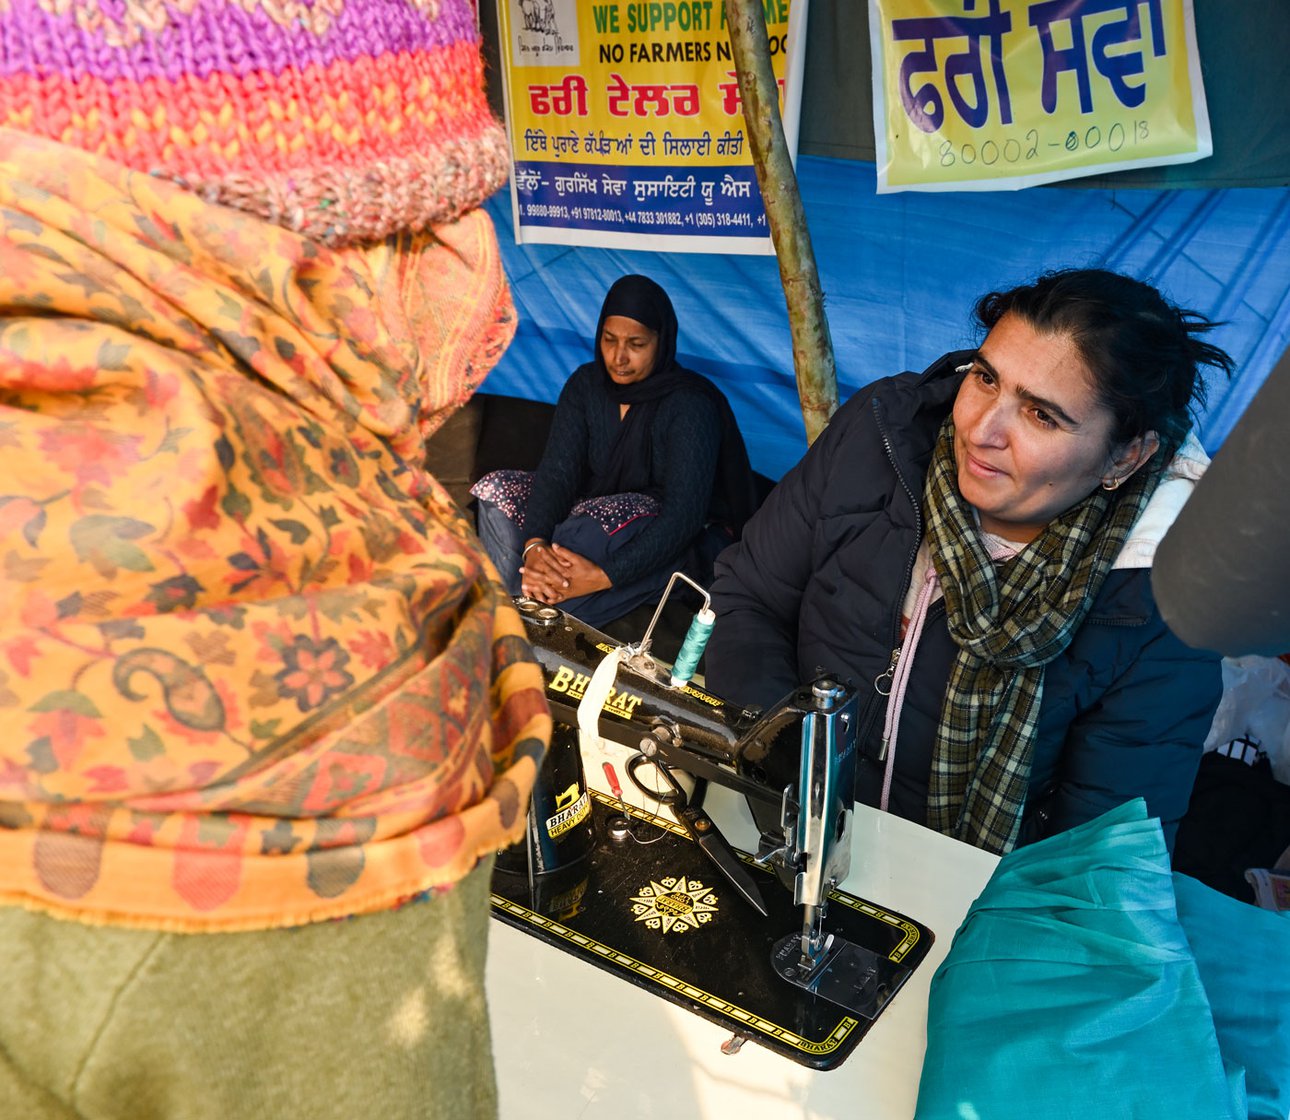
[{"xmin": 481, "ymin": 155, "xmax": 1290, "ymax": 481}]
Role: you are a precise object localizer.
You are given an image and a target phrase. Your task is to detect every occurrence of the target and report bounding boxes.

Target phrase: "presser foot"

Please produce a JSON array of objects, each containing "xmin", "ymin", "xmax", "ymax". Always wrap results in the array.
[{"xmin": 770, "ymin": 932, "xmax": 911, "ymax": 1020}]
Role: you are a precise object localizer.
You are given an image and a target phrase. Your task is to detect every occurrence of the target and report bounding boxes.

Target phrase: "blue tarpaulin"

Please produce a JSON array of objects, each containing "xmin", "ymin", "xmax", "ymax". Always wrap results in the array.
[{"xmin": 483, "ymin": 155, "xmax": 1290, "ymax": 481}]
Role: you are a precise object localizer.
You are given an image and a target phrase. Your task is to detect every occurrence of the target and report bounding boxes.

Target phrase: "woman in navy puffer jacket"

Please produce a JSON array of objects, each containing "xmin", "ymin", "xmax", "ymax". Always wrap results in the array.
[{"xmin": 707, "ymin": 269, "xmax": 1232, "ymax": 854}]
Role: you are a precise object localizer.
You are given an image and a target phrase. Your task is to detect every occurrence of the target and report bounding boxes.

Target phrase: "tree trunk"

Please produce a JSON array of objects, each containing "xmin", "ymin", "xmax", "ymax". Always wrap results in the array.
[{"xmin": 724, "ymin": 0, "xmax": 838, "ymax": 444}]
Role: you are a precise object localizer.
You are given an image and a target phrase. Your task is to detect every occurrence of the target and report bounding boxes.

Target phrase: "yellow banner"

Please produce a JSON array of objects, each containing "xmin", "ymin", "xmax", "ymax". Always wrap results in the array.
[
  {"xmin": 869, "ymin": 0, "xmax": 1211, "ymax": 191},
  {"xmin": 495, "ymin": 0, "xmax": 806, "ymax": 253}
]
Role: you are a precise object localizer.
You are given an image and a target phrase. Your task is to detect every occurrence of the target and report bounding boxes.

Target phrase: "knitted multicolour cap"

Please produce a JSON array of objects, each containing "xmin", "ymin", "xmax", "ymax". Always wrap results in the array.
[{"xmin": 0, "ymin": 0, "xmax": 509, "ymax": 245}]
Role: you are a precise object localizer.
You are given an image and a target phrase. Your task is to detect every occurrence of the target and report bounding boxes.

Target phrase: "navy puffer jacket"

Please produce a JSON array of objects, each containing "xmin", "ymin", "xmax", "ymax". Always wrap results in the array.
[{"xmin": 707, "ymin": 354, "xmax": 1221, "ymax": 850}]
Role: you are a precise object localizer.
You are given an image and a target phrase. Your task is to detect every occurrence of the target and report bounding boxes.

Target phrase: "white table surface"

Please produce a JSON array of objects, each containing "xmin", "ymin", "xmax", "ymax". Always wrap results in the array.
[{"xmin": 486, "ymin": 737, "xmax": 1000, "ymax": 1120}]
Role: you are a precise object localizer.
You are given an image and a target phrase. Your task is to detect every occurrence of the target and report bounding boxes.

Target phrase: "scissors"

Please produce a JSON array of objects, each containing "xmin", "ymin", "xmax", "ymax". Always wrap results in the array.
[{"xmin": 625, "ymin": 752, "xmax": 768, "ymax": 918}]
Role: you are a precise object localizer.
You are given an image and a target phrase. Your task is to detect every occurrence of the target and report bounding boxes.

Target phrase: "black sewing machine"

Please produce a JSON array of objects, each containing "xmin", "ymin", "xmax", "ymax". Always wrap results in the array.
[{"xmin": 495, "ymin": 593, "xmax": 931, "ymax": 1046}]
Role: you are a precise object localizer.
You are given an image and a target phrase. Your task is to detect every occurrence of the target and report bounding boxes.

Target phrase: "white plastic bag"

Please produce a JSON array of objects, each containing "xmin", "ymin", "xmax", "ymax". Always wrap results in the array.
[{"xmin": 1204, "ymin": 655, "xmax": 1290, "ymax": 784}]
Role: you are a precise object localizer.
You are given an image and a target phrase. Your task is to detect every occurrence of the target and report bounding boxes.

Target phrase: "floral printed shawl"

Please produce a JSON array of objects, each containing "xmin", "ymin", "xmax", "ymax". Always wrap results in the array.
[{"xmin": 0, "ymin": 130, "xmax": 551, "ymax": 932}]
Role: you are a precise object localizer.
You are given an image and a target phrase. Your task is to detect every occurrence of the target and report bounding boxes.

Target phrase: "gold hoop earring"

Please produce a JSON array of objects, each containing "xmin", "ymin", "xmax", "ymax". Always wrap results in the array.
[{"xmin": 1101, "ymin": 477, "xmax": 1122, "ymax": 491}]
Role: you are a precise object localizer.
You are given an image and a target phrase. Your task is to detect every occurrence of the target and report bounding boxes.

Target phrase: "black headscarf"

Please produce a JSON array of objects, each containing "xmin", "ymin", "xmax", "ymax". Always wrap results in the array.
[
  {"xmin": 588, "ymin": 275, "xmax": 758, "ymax": 535},
  {"xmin": 592, "ymin": 273, "xmax": 690, "ymax": 400}
]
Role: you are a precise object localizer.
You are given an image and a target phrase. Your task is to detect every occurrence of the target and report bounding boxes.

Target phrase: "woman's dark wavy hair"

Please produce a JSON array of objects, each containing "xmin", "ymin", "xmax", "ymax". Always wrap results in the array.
[{"xmin": 973, "ymin": 268, "xmax": 1235, "ymax": 448}]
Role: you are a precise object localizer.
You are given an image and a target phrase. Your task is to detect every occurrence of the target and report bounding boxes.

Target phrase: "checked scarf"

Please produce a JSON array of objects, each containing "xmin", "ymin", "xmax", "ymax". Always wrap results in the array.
[{"xmin": 924, "ymin": 418, "xmax": 1171, "ymax": 854}]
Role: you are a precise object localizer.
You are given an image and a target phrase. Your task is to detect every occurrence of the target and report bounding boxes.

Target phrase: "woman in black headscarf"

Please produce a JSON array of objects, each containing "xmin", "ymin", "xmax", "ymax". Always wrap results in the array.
[{"xmin": 474, "ymin": 274, "xmax": 757, "ymax": 628}]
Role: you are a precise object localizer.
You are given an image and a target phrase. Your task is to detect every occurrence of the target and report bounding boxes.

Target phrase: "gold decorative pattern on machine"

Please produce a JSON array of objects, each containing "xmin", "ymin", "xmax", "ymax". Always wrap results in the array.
[
  {"xmin": 630, "ymin": 875, "xmax": 718, "ymax": 933},
  {"xmin": 830, "ymin": 893, "xmax": 922, "ymax": 962}
]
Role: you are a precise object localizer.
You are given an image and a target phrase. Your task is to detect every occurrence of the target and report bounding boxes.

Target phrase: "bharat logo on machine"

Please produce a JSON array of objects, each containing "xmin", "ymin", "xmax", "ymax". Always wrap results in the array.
[
  {"xmin": 629, "ymin": 875, "xmax": 718, "ymax": 933},
  {"xmin": 544, "ymin": 782, "xmax": 591, "ymax": 839},
  {"xmin": 548, "ymin": 662, "xmax": 644, "ymax": 720}
]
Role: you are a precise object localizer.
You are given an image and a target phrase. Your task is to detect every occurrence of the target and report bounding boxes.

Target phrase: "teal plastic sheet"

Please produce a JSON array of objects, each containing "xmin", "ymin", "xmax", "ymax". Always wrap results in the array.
[
  {"xmin": 914, "ymin": 800, "xmax": 1286, "ymax": 1120},
  {"xmin": 1174, "ymin": 871, "xmax": 1290, "ymax": 1120}
]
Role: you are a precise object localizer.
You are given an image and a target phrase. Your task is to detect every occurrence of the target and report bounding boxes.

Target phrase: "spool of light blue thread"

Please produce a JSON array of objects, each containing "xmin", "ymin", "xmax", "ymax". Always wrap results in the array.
[{"xmin": 670, "ymin": 607, "xmax": 715, "ymax": 688}]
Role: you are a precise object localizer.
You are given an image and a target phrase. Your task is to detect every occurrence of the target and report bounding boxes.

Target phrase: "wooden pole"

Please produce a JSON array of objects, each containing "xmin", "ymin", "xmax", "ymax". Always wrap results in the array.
[{"xmin": 724, "ymin": 0, "xmax": 837, "ymax": 444}]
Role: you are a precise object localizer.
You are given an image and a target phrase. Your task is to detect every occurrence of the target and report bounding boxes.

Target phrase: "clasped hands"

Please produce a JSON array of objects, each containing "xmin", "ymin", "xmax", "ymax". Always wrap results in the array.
[{"xmin": 519, "ymin": 539, "xmax": 612, "ymax": 605}]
